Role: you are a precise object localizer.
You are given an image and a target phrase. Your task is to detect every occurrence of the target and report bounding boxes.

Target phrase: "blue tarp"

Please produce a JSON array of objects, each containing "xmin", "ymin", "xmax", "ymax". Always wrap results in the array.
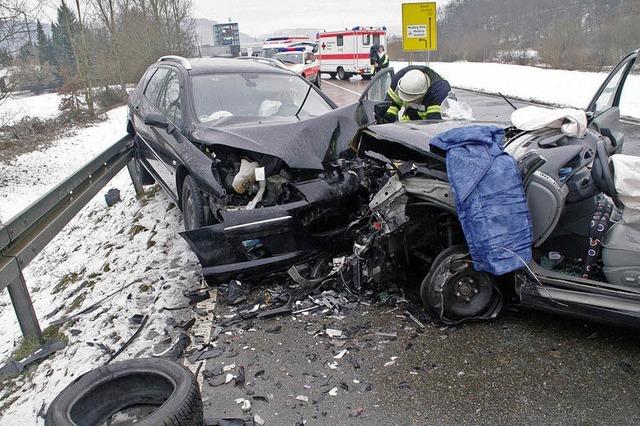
[{"xmin": 430, "ymin": 125, "xmax": 532, "ymax": 276}]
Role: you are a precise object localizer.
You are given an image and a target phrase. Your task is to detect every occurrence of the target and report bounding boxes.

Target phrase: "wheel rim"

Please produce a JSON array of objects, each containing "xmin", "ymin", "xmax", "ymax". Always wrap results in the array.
[{"xmin": 442, "ymin": 261, "xmax": 495, "ymax": 318}]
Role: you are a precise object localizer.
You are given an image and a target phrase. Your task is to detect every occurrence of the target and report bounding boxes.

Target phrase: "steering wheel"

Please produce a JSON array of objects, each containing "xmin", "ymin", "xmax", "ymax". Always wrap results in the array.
[{"xmin": 592, "ymin": 138, "xmax": 623, "ymax": 208}]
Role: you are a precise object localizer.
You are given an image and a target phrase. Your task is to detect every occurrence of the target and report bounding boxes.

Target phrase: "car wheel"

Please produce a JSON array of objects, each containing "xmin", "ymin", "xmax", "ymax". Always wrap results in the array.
[
  {"xmin": 132, "ymin": 137, "xmax": 155, "ymax": 185},
  {"xmin": 362, "ymin": 75, "xmax": 372, "ymax": 81},
  {"xmin": 314, "ymin": 73, "xmax": 321, "ymax": 88},
  {"xmin": 45, "ymin": 358, "xmax": 203, "ymax": 426},
  {"xmin": 420, "ymin": 245, "xmax": 502, "ymax": 324},
  {"xmin": 329, "ymin": 72, "xmax": 337, "ymax": 79},
  {"xmin": 181, "ymin": 175, "xmax": 206, "ymax": 231},
  {"xmin": 337, "ymin": 67, "xmax": 349, "ymax": 80}
]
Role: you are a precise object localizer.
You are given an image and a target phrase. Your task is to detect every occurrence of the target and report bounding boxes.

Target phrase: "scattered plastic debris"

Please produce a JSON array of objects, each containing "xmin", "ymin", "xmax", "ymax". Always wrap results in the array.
[
  {"xmin": 328, "ymin": 387, "xmax": 338, "ymax": 396},
  {"xmin": 326, "ymin": 329, "xmax": 343, "ymax": 338},
  {"xmin": 254, "ymin": 414, "xmax": 265, "ymax": 425},
  {"xmin": 234, "ymin": 398, "xmax": 251, "ymax": 412},
  {"xmin": 296, "ymin": 395, "xmax": 309, "ymax": 402},
  {"xmin": 104, "ymin": 188, "xmax": 121, "ymax": 207},
  {"xmin": 334, "ymin": 349, "xmax": 348, "ymax": 359}
]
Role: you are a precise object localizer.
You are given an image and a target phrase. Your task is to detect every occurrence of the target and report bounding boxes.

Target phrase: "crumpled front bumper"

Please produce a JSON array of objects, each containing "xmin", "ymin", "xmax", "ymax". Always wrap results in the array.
[
  {"xmin": 181, "ymin": 201, "xmax": 320, "ymax": 284},
  {"xmin": 180, "ymin": 177, "xmax": 362, "ymax": 284}
]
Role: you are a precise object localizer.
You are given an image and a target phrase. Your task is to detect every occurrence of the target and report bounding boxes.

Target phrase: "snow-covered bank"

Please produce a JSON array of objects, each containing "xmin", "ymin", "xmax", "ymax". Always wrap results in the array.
[
  {"xmin": 0, "ymin": 170, "xmax": 201, "ymax": 424},
  {"xmin": 0, "ymin": 106, "xmax": 128, "ymax": 221},
  {"xmin": 0, "ymin": 92, "xmax": 62, "ymax": 126},
  {"xmin": 391, "ymin": 61, "xmax": 640, "ymax": 119}
]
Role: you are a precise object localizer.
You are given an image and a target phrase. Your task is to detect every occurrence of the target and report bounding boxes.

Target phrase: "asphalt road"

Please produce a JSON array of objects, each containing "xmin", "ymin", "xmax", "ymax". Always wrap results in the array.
[
  {"xmin": 321, "ymin": 77, "xmax": 640, "ymax": 156},
  {"xmin": 200, "ymin": 76, "xmax": 640, "ymax": 425}
]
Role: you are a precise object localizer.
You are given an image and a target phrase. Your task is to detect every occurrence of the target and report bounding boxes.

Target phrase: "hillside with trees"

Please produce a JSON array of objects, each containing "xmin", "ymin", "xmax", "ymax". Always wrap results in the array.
[{"xmin": 389, "ymin": 0, "xmax": 640, "ymax": 70}]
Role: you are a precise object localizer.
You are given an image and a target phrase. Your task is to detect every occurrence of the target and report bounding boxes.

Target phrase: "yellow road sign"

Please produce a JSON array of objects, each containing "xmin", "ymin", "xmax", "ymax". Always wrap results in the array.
[{"xmin": 402, "ymin": 2, "xmax": 438, "ymax": 51}]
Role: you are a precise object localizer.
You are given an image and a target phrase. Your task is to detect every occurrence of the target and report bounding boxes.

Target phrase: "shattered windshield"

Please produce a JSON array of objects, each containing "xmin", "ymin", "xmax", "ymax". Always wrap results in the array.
[
  {"xmin": 192, "ymin": 73, "xmax": 332, "ymax": 122},
  {"xmin": 274, "ymin": 52, "xmax": 303, "ymax": 64}
]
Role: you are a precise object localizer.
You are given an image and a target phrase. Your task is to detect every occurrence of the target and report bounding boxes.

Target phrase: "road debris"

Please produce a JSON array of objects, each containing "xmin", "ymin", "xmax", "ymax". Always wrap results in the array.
[
  {"xmin": 104, "ymin": 188, "xmax": 121, "ymax": 207},
  {"xmin": 326, "ymin": 329, "xmax": 343, "ymax": 338},
  {"xmin": 234, "ymin": 398, "xmax": 251, "ymax": 412}
]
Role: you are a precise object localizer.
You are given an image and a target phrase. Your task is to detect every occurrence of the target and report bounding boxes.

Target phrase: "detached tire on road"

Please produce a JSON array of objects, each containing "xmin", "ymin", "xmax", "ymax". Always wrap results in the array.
[{"xmin": 45, "ymin": 358, "xmax": 203, "ymax": 426}]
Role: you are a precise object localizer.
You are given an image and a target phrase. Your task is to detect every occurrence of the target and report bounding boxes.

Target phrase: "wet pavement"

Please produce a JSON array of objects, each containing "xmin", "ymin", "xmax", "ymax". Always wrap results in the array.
[
  {"xmin": 199, "ymin": 77, "xmax": 640, "ymax": 425},
  {"xmin": 321, "ymin": 77, "xmax": 640, "ymax": 155}
]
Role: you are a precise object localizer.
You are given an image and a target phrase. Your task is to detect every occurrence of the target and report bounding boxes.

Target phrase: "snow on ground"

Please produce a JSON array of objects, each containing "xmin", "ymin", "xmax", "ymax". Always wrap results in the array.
[
  {"xmin": 0, "ymin": 103, "xmax": 201, "ymax": 423},
  {"xmin": 0, "ymin": 171, "xmax": 201, "ymax": 424},
  {"xmin": 0, "ymin": 106, "xmax": 128, "ymax": 221},
  {"xmin": 0, "ymin": 92, "xmax": 62, "ymax": 126},
  {"xmin": 391, "ymin": 61, "xmax": 640, "ymax": 119}
]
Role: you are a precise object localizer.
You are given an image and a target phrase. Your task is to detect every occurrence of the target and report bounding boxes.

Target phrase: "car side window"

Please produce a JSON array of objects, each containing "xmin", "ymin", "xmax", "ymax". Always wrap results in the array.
[
  {"xmin": 157, "ymin": 70, "xmax": 183, "ymax": 128},
  {"xmin": 363, "ymin": 34, "xmax": 370, "ymax": 45},
  {"xmin": 593, "ymin": 65, "xmax": 627, "ymax": 114},
  {"xmin": 337, "ymin": 35, "xmax": 343, "ymax": 47},
  {"xmin": 144, "ymin": 68, "xmax": 169, "ymax": 106}
]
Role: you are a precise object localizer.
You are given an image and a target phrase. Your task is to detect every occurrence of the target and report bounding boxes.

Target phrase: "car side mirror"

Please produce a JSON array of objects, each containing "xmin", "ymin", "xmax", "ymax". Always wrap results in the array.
[{"xmin": 144, "ymin": 113, "xmax": 168, "ymax": 128}]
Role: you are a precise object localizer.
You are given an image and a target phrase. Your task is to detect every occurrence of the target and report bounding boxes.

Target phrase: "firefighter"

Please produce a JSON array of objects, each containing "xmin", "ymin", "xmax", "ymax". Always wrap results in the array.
[
  {"xmin": 369, "ymin": 44, "xmax": 380, "ymax": 75},
  {"xmin": 375, "ymin": 45, "xmax": 389, "ymax": 73},
  {"xmin": 383, "ymin": 66, "xmax": 451, "ymax": 122}
]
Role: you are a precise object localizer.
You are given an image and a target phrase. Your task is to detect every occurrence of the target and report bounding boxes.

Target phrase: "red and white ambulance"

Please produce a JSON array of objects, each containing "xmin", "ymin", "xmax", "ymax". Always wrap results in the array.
[{"xmin": 316, "ymin": 26, "xmax": 387, "ymax": 80}]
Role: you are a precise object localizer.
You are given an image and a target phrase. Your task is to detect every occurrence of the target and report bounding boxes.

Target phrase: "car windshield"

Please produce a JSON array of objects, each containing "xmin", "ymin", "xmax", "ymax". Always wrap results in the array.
[
  {"xmin": 260, "ymin": 48, "xmax": 280, "ymax": 58},
  {"xmin": 274, "ymin": 52, "xmax": 303, "ymax": 64},
  {"xmin": 192, "ymin": 73, "xmax": 332, "ymax": 122}
]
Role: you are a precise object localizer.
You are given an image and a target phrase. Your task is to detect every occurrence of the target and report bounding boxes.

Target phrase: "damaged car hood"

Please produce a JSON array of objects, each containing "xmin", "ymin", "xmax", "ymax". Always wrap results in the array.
[
  {"xmin": 361, "ymin": 119, "xmax": 509, "ymax": 157},
  {"xmin": 191, "ymin": 104, "xmax": 360, "ymax": 170}
]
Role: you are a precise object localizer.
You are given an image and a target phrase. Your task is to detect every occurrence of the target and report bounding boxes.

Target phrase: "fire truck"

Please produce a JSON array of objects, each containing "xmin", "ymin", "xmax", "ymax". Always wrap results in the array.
[
  {"xmin": 260, "ymin": 35, "xmax": 311, "ymax": 58},
  {"xmin": 316, "ymin": 26, "xmax": 387, "ymax": 80}
]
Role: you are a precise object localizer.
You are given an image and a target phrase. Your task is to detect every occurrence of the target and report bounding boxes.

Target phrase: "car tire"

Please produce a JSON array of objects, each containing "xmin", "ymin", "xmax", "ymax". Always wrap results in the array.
[
  {"xmin": 132, "ymin": 137, "xmax": 155, "ymax": 185},
  {"xmin": 45, "ymin": 358, "xmax": 203, "ymax": 426},
  {"xmin": 329, "ymin": 72, "xmax": 337, "ymax": 79},
  {"xmin": 181, "ymin": 175, "xmax": 207, "ymax": 231},
  {"xmin": 337, "ymin": 67, "xmax": 349, "ymax": 80},
  {"xmin": 420, "ymin": 245, "xmax": 501, "ymax": 323},
  {"xmin": 314, "ymin": 73, "xmax": 321, "ymax": 88},
  {"xmin": 362, "ymin": 75, "xmax": 372, "ymax": 81}
]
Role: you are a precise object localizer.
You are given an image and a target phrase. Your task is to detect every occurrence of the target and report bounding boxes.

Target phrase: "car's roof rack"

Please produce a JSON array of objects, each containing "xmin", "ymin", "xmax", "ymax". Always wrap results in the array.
[
  {"xmin": 158, "ymin": 55, "xmax": 192, "ymax": 70},
  {"xmin": 236, "ymin": 56, "xmax": 287, "ymax": 70}
]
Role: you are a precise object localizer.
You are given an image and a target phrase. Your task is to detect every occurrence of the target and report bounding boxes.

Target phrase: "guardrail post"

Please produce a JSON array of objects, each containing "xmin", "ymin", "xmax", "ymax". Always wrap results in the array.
[
  {"xmin": 126, "ymin": 159, "xmax": 145, "ymax": 198},
  {"xmin": 7, "ymin": 269, "xmax": 43, "ymax": 343}
]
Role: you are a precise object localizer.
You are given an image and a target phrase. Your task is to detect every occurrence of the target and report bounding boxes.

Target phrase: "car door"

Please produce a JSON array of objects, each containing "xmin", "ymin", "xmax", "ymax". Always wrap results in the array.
[
  {"xmin": 305, "ymin": 52, "xmax": 318, "ymax": 80},
  {"xmin": 135, "ymin": 67, "xmax": 170, "ymax": 179},
  {"xmin": 587, "ymin": 49, "xmax": 638, "ymax": 154},
  {"xmin": 151, "ymin": 68, "xmax": 185, "ymax": 198},
  {"xmin": 355, "ymin": 67, "xmax": 395, "ymax": 125}
]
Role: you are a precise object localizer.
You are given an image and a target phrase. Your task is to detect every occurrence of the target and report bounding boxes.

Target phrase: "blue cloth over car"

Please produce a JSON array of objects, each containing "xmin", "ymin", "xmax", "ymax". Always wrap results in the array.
[{"xmin": 430, "ymin": 125, "xmax": 532, "ymax": 275}]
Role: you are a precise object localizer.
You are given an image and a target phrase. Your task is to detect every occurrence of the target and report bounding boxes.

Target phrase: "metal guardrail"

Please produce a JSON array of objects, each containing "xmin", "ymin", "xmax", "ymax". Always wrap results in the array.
[{"xmin": 0, "ymin": 135, "xmax": 143, "ymax": 342}]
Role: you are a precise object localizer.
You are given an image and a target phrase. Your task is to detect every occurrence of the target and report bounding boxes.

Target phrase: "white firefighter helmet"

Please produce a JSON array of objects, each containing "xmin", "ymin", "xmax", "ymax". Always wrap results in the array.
[{"xmin": 397, "ymin": 69, "xmax": 431, "ymax": 103}]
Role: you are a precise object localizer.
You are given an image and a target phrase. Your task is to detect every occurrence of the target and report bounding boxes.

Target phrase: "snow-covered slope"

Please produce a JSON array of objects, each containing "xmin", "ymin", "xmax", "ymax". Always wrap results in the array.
[
  {"xmin": 0, "ymin": 106, "xmax": 128, "ymax": 221},
  {"xmin": 0, "ymin": 92, "xmax": 62, "ymax": 126},
  {"xmin": 391, "ymin": 61, "xmax": 640, "ymax": 119},
  {"xmin": 0, "ymin": 103, "xmax": 201, "ymax": 424}
]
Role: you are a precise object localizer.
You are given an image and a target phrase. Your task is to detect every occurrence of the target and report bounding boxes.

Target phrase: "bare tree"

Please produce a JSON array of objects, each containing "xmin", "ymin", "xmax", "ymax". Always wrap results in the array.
[
  {"xmin": 69, "ymin": 0, "xmax": 95, "ymax": 118},
  {"xmin": 92, "ymin": 0, "xmax": 127, "ymax": 95}
]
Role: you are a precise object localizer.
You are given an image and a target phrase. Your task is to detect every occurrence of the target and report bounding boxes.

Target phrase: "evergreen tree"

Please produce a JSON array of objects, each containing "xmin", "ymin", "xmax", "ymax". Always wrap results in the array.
[
  {"xmin": 36, "ymin": 20, "xmax": 54, "ymax": 65},
  {"xmin": 51, "ymin": 1, "xmax": 77, "ymax": 75}
]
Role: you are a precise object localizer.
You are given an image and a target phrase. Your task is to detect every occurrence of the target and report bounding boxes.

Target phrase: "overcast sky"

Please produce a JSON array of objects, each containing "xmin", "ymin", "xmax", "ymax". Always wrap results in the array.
[{"xmin": 193, "ymin": 0, "xmax": 449, "ymax": 37}]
